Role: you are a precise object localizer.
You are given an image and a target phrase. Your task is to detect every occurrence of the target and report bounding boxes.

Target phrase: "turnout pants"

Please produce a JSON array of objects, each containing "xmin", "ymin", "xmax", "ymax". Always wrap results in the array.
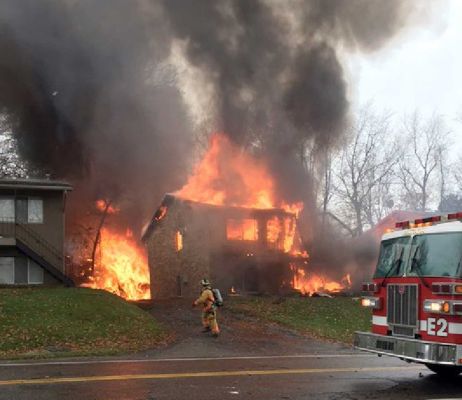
[{"xmin": 202, "ymin": 309, "xmax": 220, "ymax": 334}]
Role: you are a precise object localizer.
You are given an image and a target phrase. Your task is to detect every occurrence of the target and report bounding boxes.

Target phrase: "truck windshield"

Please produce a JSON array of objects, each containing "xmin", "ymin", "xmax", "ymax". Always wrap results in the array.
[
  {"xmin": 374, "ymin": 236, "xmax": 411, "ymax": 278},
  {"xmin": 409, "ymin": 233, "xmax": 462, "ymax": 278}
]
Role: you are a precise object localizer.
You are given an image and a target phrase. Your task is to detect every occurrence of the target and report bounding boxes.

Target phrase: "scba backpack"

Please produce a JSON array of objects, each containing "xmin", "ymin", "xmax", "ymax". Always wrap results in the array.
[{"xmin": 212, "ymin": 288, "xmax": 224, "ymax": 307}]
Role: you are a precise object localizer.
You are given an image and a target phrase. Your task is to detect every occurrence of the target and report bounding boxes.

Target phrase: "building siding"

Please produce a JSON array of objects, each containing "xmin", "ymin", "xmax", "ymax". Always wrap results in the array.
[{"xmin": 0, "ymin": 183, "xmax": 70, "ymax": 285}]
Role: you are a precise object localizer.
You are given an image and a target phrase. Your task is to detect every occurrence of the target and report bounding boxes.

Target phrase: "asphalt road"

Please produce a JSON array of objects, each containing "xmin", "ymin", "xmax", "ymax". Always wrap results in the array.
[
  {"xmin": 0, "ymin": 352, "xmax": 461, "ymax": 400},
  {"xmin": 1, "ymin": 299, "xmax": 461, "ymax": 399}
]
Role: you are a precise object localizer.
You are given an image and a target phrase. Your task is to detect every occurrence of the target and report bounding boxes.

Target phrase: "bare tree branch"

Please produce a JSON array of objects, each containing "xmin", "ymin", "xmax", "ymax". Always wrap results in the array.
[{"xmin": 398, "ymin": 112, "xmax": 450, "ymax": 211}]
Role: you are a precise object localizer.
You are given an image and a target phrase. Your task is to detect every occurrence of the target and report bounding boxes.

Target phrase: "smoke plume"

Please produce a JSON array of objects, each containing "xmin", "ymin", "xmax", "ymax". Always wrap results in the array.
[
  {"xmin": 0, "ymin": 0, "xmax": 414, "ymax": 227},
  {"xmin": 162, "ymin": 0, "xmax": 414, "ymax": 204}
]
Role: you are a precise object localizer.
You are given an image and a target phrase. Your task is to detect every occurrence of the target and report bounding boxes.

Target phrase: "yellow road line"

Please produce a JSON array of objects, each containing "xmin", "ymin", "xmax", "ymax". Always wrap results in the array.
[{"xmin": 0, "ymin": 366, "xmax": 422, "ymax": 386}]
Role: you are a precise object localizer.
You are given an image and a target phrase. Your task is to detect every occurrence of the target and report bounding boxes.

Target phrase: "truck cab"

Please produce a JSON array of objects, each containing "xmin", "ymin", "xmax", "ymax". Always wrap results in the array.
[{"xmin": 354, "ymin": 213, "xmax": 462, "ymax": 376}]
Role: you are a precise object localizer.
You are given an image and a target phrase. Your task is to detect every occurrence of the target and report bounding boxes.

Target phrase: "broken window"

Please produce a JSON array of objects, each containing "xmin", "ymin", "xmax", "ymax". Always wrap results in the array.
[
  {"xmin": 226, "ymin": 219, "xmax": 258, "ymax": 241},
  {"xmin": 266, "ymin": 217, "xmax": 283, "ymax": 250}
]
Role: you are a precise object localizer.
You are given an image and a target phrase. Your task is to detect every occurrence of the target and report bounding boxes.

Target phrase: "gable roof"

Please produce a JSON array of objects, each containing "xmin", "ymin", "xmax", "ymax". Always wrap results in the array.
[{"xmin": 141, "ymin": 193, "xmax": 295, "ymax": 242}]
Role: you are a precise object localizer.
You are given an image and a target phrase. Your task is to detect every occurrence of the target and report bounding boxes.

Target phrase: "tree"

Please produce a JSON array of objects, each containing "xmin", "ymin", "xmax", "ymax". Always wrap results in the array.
[
  {"xmin": 333, "ymin": 107, "xmax": 399, "ymax": 236},
  {"xmin": 398, "ymin": 113, "xmax": 450, "ymax": 211},
  {"xmin": 439, "ymin": 193, "xmax": 462, "ymax": 213},
  {"xmin": 0, "ymin": 113, "xmax": 30, "ymax": 178},
  {"xmin": 319, "ymin": 150, "xmax": 334, "ymax": 223}
]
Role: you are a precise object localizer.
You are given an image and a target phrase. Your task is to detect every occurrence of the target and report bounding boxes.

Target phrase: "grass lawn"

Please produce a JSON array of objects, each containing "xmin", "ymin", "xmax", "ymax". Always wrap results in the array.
[
  {"xmin": 227, "ymin": 296, "xmax": 371, "ymax": 344},
  {"xmin": 0, "ymin": 287, "xmax": 167, "ymax": 359}
]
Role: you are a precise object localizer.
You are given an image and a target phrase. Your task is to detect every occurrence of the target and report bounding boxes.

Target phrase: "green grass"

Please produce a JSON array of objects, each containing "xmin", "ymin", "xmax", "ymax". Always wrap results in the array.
[
  {"xmin": 227, "ymin": 296, "xmax": 371, "ymax": 344},
  {"xmin": 0, "ymin": 287, "xmax": 167, "ymax": 359}
]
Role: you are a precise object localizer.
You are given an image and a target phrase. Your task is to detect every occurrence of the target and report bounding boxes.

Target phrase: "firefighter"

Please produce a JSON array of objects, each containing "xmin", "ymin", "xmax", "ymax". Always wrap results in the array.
[{"xmin": 192, "ymin": 278, "xmax": 220, "ymax": 337}]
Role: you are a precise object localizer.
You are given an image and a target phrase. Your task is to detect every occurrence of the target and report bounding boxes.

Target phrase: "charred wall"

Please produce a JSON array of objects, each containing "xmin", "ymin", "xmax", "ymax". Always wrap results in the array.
[
  {"xmin": 146, "ymin": 201, "xmax": 213, "ymax": 299},
  {"xmin": 145, "ymin": 198, "xmax": 304, "ymax": 298}
]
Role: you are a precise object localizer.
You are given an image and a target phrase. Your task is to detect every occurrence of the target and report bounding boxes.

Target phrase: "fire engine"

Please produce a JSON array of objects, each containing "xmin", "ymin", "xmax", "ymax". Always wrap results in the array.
[{"xmin": 354, "ymin": 213, "xmax": 462, "ymax": 376}]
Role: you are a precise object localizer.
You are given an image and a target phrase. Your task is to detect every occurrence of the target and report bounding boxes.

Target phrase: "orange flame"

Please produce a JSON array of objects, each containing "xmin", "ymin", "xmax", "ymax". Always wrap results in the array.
[
  {"xmin": 95, "ymin": 200, "xmax": 120, "ymax": 214},
  {"xmin": 173, "ymin": 133, "xmax": 348, "ymax": 293},
  {"xmin": 177, "ymin": 134, "xmax": 302, "ymax": 213},
  {"xmin": 226, "ymin": 218, "xmax": 259, "ymax": 241},
  {"xmin": 290, "ymin": 264, "xmax": 351, "ymax": 296},
  {"xmin": 343, "ymin": 273, "xmax": 352, "ymax": 287},
  {"xmin": 155, "ymin": 205, "xmax": 168, "ymax": 221},
  {"xmin": 177, "ymin": 133, "xmax": 304, "ymax": 254},
  {"xmin": 84, "ymin": 228, "xmax": 151, "ymax": 300},
  {"xmin": 175, "ymin": 230, "xmax": 183, "ymax": 251}
]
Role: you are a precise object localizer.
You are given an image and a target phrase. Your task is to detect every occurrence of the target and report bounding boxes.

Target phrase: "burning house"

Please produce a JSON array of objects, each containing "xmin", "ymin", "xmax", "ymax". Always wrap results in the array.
[
  {"xmin": 141, "ymin": 134, "xmax": 351, "ymax": 299},
  {"xmin": 142, "ymin": 194, "xmax": 307, "ymax": 298}
]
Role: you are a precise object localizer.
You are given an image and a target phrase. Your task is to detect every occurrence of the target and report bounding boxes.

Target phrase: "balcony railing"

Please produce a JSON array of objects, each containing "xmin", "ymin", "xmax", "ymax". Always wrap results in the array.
[{"xmin": 0, "ymin": 218, "xmax": 63, "ymax": 271}]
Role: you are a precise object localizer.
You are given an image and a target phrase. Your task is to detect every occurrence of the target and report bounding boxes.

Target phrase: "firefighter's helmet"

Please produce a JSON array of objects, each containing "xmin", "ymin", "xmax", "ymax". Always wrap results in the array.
[{"xmin": 200, "ymin": 278, "xmax": 211, "ymax": 288}]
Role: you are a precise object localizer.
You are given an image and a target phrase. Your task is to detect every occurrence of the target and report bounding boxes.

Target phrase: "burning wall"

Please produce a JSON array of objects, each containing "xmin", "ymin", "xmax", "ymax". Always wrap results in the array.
[
  {"xmin": 82, "ymin": 228, "xmax": 150, "ymax": 300},
  {"xmin": 66, "ymin": 201, "xmax": 151, "ymax": 301},
  {"xmin": 143, "ymin": 195, "xmax": 307, "ymax": 298},
  {"xmin": 143, "ymin": 133, "xmax": 354, "ymax": 298}
]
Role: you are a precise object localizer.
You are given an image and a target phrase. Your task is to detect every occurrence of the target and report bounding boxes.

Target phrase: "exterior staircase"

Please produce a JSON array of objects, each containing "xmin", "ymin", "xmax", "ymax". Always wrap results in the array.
[{"xmin": 0, "ymin": 219, "xmax": 73, "ymax": 285}]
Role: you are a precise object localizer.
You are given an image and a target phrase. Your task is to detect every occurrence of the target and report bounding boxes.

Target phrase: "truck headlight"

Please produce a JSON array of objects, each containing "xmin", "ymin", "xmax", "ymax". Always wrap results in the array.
[
  {"xmin": 360, "ymin": 297, "xmax": 381, "ymax": 309},
  {"xmin": 423, "ymin": 300, "xmax": 451, "ymax": 314}
]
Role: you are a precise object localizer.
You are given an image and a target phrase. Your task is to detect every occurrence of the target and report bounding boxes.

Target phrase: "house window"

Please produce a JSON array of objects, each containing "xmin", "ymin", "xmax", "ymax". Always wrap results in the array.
[
  {"xmin": 15, "ymin": 197, "xmax": 28, "ymax": 223},
  {"xmin": 0, "ymin": 257, "xmax": 44, "ymax": 285},
  {"xmin": 226, "ymin": 219, "xmax": 258, "ymax": 241},
  {"xmin": 28, "ymin": 259, "xmax": 44, "ymax": 284},
  {"xmin": 0, "ymin": 197, "xmax": 43, "ymax": 223},
  {"xmin": 266, "ymin": 216, "xmax": 283, "ymax": 250},
  {"xmin": 27, "ymin": 198, "xmax": 44, "ymax": 223},
  {"xmin": 0, "ymin": 257, "xmax": 14, "ymax": 284},
  {"xmin": 175, "ymin": 230, "xmax": 183, "ymax": 252},
  {"xmin": 0, "ymin": 198, "xmax": 15, "ymax": 222}
]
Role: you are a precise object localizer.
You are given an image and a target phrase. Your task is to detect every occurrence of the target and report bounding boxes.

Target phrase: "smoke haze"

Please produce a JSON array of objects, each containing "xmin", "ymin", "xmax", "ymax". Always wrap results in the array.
[{"xmin": 0, "ymin": 0, "xmax": 416, "ymax": 227}]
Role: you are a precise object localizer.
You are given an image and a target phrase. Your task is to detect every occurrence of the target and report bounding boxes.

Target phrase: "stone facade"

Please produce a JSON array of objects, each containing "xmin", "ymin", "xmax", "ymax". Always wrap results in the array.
[{"xmin": 143, "ymin": 195, "xmax": 301, "ymax": 299}]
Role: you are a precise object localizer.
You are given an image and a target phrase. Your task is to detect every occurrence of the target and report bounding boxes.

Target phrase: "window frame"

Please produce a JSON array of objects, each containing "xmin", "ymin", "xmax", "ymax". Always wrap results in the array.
[
  {"xmin": 27, "ymin": 259, "xmax": 44, "ymax": 284},
  {"xmin": 0, "ymin": 197, "xmax": 15, "ymax": 222},
  {"xmin": 0, "ymin": 257, "xmax": 15, "ymax": 284},
  {"xmin": 27, "ymin": 197, "xmax": 44, "ymax": 224},
  {"xmin": 226, "ymin": 218, "xmax": 259, "ymax": 241}
]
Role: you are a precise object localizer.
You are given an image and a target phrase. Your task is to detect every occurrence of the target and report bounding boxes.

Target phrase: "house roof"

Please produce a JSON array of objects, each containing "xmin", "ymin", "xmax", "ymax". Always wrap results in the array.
[
  {"xmin": 0, "ymin": 178, "xmax": 73, "ymax": 191},
  {"xmin": 365, "ymin": 210, "xmax": 436, "ymax": 240},
  {"xmin": 141, "ymin": 193, "xmax": 295, "ymax": 242}
]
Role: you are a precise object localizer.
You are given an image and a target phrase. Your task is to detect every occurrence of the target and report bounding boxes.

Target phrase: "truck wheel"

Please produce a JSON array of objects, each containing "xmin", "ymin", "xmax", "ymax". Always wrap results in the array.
[{"xmin": 425, "ymin": 364, "xmax": 462, "ymax": 376}]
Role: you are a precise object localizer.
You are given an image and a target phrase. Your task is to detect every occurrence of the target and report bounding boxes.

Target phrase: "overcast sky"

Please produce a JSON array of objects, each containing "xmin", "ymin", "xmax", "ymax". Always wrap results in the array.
[{"xmin": 348, "ymin": 0, "xmax": 461, "ymax": 156}]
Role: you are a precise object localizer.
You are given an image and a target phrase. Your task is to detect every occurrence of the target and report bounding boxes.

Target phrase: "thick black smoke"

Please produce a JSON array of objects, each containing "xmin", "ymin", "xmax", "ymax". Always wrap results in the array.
[
  {"xmin": 0, "ymin": 0, "xmax": 193, "ymax": 227},
  {"xmin": 161, "ymin": 0, "xmax": 412, "ymax": 203},
  {"xmin": 0, "ymin": 0, "xmax": 413, "ymax": 227}
]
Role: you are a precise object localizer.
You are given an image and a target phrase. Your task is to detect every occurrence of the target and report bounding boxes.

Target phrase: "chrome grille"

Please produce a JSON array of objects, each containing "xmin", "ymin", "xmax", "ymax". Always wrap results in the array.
[
  {"xmin": 387, "ymin": 284, "xmax": 418, "ymax": 330},
  {"xmin": 392, "ymin": 326, "xmax": 414, "ymax": 337}
]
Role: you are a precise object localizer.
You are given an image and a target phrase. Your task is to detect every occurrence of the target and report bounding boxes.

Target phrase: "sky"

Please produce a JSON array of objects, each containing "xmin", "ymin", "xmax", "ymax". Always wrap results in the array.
[{"xmin": 348, "ymin": 0, "xmax": 462, "ymax": 156}]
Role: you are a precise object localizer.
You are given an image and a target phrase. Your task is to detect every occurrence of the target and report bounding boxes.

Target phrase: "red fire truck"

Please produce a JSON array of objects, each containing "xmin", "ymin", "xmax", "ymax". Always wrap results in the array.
[{"xmin": 354, "ymin": 213, "xmax": 462, "ymax": 376}]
